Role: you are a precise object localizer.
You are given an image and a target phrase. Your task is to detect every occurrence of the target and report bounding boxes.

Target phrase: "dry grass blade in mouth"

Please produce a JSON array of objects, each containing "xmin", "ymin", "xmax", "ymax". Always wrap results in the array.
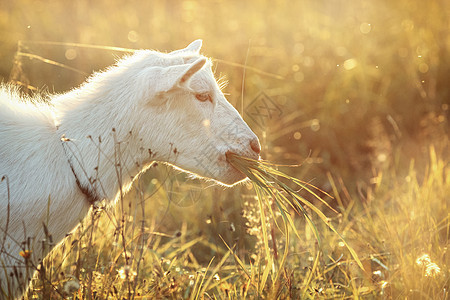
[{"xmin": 226, "ymin": 152, "xmax": 364, "ymax": 271}]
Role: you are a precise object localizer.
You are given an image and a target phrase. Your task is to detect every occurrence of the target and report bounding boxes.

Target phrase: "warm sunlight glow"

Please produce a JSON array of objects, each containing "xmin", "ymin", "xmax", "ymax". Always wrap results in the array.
[{"xmin": 0, "ymin": 0, "xmax": 447, "ymax": 298}]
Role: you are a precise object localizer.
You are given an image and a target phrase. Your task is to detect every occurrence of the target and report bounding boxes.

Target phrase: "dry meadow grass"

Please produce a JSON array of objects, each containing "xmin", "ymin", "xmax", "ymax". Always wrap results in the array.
[{"xmin": 0, "ymin": 0, "xmax": 448, "ymax": 298}]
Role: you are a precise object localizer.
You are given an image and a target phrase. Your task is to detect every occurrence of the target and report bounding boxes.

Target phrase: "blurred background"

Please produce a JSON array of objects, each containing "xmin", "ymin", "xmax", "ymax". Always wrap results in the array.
[{"xmin": 0, "ymin": 0, "xmax": 448, "ymax": 281}]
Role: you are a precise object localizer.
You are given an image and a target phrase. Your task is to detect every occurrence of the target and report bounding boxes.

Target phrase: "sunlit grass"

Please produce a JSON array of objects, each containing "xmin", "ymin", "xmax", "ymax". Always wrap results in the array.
[
  {"xmin": 15, "ymin": 145, "xmax": 447, "ymax": 299},
  {"xmin": 226, "ymin": 152, "xmax": 363, "ymax": 270}
]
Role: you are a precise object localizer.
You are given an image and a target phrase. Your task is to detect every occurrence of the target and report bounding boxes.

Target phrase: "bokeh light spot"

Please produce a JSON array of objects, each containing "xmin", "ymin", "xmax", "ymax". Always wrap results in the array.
[
  {"xmin": 310, "ymin": 119, "xmax": 320, "ymax": 132},
  {"xmin": 335, "ymin": 46, "xmax": 347, "ymax": 56},
  {"xmin": 293, "ymin": 43, "xmax": 304, "ymax": 55},
  {"xmin": 343, "ymin": 58, "xmax": 357, "ymax": 70},
  {"xmin": 303, "ymin": 56, "xmax": 314, "ymax": 67},
  {"xmin": 293, "ymin": 131, "xmax": 301, "ymax": 140},
  {"xmin": 360, "ymin": 22, "xmax": 372, "ymax": 34},
  {"xmin": 401, "ymin": 19, "xmax": 414, "ymax": 31},
  {"xmin": 65, "ymin": 48, "xmax": 77, "ymax": 60},
  {"xmin": 418, "ymin": 63, "xmax": 429, "ymax": 73},
  {"xmin": 273, "ymin": 146, "xmax": 283, "ymax": 153},
  {"xmin": 377, "ymin": 153, "xmax": 387, "ymax": 162},
  {"xmin": 128, "ymin": 30, "xmax": 139, "ymax": 43},
  {"xmin": 294, "ymin": 72, "xmax": 304, "ymax": 82}
]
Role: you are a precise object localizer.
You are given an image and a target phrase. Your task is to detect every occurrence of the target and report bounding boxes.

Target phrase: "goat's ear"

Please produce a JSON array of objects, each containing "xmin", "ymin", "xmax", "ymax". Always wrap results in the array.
[
  {"xmin": 184, "ymin": 39, "xmax": 202, "ymax": 53},
  {"xmin": 154, "ymin": 57, "xmax": 207, "ymax": 95},
  {"xmin": 178, "ymin": 57, "xmax": 206, "ymax": 86},
  {"xmin": 170, "ymin": 40, "xmax": 203, "ymax": 55}
]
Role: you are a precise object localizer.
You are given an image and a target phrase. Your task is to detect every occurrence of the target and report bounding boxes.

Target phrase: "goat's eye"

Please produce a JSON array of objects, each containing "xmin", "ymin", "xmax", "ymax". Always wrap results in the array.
[{"xmin": 195, "ymin": 93, "xmax": 212, "ymax": 103}]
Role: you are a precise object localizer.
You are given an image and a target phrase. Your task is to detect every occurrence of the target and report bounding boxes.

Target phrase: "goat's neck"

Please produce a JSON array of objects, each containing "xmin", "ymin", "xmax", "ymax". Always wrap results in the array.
[{"xmin": 54, "ymin": 85, "xmax": 152, "ymax": 202}]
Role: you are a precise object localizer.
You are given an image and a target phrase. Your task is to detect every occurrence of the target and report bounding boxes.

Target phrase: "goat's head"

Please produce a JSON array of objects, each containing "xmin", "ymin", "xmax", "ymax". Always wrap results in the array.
[{"xmin": 122, "ymin": 40, "xmax": 260, "ymax": 186}]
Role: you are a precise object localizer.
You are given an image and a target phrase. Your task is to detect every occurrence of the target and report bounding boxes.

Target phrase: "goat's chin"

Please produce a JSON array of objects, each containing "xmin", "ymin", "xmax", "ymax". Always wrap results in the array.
[
  {"xmin": 214, "ymin": 166, "xmax": 248, "ymax": 186},
  {"xmin": 191, "ymin": 166, "xmax": 248, "ymax": 187},
  {"xmin": 165, "ymin": 163, "xmax": 248, "ymax": 186}
]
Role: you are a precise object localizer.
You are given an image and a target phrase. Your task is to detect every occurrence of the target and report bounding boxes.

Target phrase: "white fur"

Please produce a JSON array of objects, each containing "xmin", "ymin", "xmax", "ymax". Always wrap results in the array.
[{"xmin": 0, "ymin": 40, "xmax": 260, "ymax": 297}]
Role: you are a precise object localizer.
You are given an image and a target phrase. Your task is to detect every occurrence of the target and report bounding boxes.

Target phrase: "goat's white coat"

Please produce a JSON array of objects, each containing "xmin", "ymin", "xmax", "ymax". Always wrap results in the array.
[{"xmin": 0, "ymin": 40, "xmax": 259, "ymax": 297}]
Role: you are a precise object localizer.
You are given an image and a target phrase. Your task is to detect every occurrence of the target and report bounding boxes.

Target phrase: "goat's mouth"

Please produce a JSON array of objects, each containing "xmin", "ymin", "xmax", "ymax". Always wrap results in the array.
[
  {"xmin": 224, "ymin": 150, "xmax": 259, "ymax": 181},
  {"xmin": 225, "ymin": 150, "xmax": 260, "ymax": 162},
  {"xmin": 225, "ymin": 151, "xmax": 245, "ymax": 175}
]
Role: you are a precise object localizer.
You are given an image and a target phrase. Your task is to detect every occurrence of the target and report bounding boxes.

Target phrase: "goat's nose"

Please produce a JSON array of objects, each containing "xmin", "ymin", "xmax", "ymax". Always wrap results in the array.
[{"xmin": 250, "ymin": 138, "xmax": 261, "ymax": 154}]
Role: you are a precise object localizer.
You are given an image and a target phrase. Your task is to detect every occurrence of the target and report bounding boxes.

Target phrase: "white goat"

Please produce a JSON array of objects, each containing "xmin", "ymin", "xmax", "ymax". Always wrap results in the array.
[{"xmin": 0, "ymin": 40, "xmax": 260, "ymax": 297}]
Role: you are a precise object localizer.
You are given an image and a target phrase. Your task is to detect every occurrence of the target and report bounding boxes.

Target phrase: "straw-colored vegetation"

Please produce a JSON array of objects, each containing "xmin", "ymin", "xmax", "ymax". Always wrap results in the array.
[{"xmin": 1, "ymin": 0, "xmax": 448, "ymax": 298}]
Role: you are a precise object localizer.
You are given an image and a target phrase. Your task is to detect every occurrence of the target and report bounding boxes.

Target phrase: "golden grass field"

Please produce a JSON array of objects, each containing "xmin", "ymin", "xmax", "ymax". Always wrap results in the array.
[{"xmin": 0, "ymin": 0, "xmax": 449, "ymax": 298}]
